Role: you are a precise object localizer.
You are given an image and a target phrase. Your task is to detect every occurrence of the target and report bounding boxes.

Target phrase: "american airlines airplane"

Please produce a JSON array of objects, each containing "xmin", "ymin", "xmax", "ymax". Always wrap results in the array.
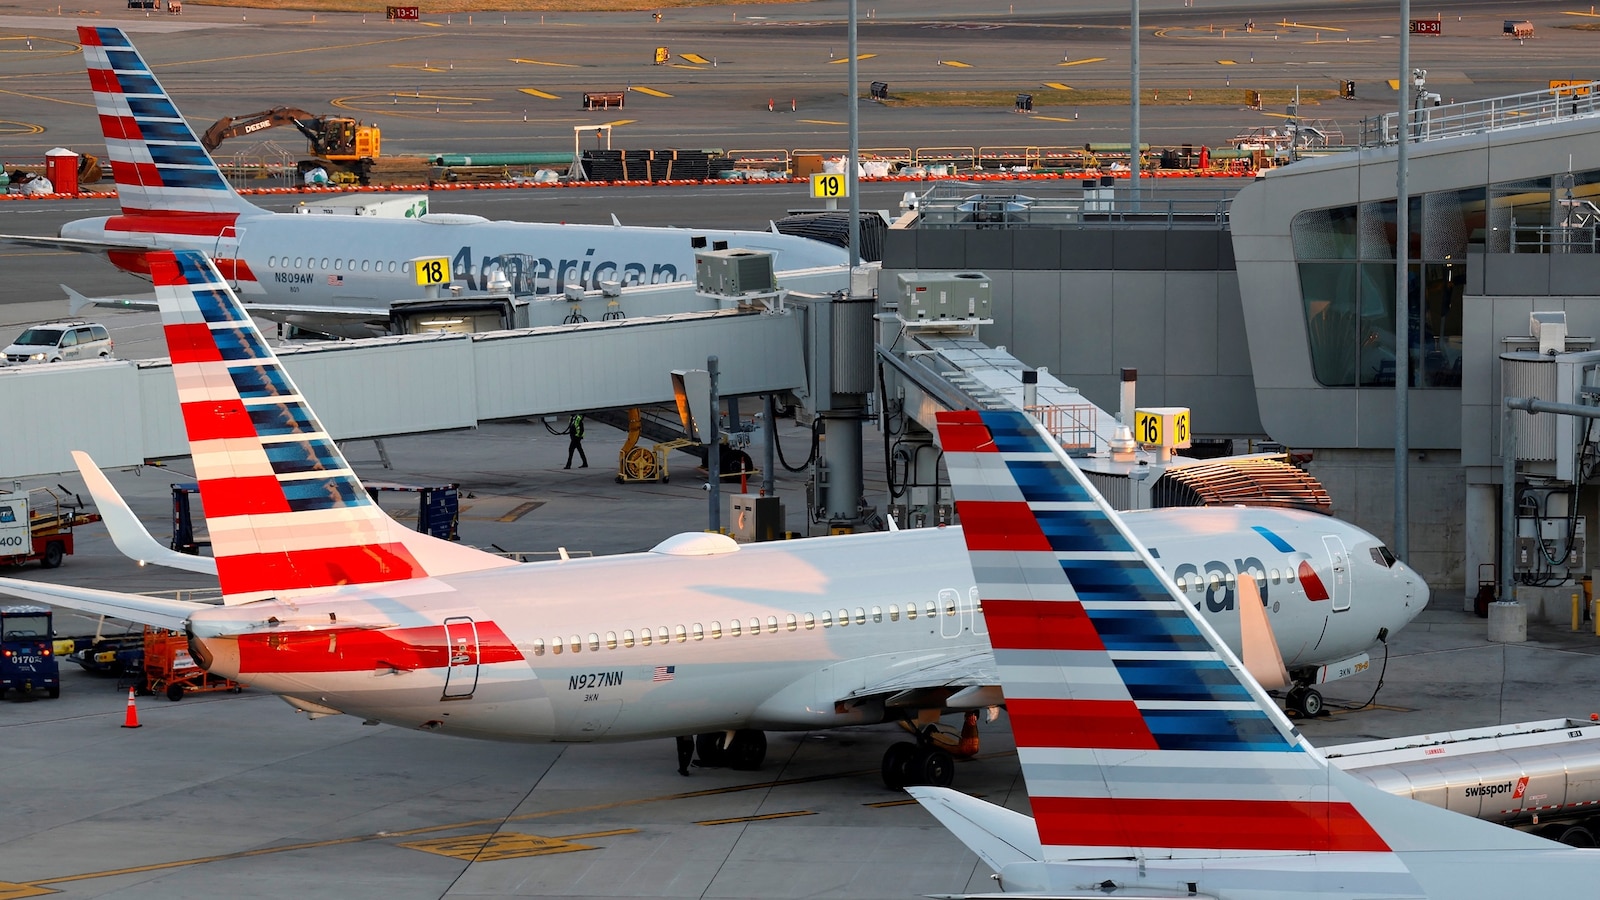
[
  {"xmin": 911, "ymin": 408, "xmax": 1595, "ymax": 900},
  {"xmin": 0, "ymin": 249, "xmax": 1425, "ymax": 789},
  {"xmin": 0, "ymin": 27, "xmax": 846, "ymax": 335}
]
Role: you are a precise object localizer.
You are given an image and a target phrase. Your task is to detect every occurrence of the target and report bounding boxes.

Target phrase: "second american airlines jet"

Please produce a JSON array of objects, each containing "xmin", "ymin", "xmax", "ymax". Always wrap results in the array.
[
  {"xmin": 4, "ymin": 27, "xmax": 845, "ymax": 334},
  {"xmin": 0, "ymin": 250, "xmax": 1426, "ymax": 788}
]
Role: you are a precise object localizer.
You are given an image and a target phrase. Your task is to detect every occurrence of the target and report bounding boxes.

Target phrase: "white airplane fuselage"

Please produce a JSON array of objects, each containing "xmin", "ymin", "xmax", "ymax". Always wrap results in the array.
[
  {"xmin": 187, "ymin": 508, "xmax": 1423, "ymax": 743},
  {"xmin": 60, "ymin": 210, "xmax": 848, "ymax": 308}
]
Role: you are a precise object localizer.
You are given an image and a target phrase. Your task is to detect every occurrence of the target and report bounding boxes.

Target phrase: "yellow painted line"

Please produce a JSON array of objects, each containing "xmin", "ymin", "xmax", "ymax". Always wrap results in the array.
[
  {"xmin": 669, "ymin": 64, "xmax": 705, "ymax": 70},
  {"xmin": 630, "ymin": 86, "xmax": 673, "ymax": 98},
  {"xmin": 601, "ymin": 119, "xmax": 635, "ymax": 127},
  {"xmin": 681, "ymin": 53, "xmax": 710, "ymax": 64},
  {"xmin": 696, "ymin": 810, "xmax": 817, "ymax": 826},
  {"xmin": 389, "ymin": 64, "xmax": 445, "ymax": 72},
  {"xmin": 863, "ymin": 798, "xmax": 920, "ymax": 808},
  {"xmin": 518, "ymin": 88, "xmax": 561, "ymax": 100},
  {"xmin": 828, "ymin": 53, "xmax": 877, "ymax": 64},
  {"xmin": 1058, "ymin": 57, "xmax": 1105, "ymax": 67},
  {"xmin": 1034, "ymin": 115, "xmax": 1076, "ymax": 123},
  {"xmin": 1218, "ymin": 59, "xmax": 1237, "ymax": 66},
  {"xmin": 940, "ymin": 60, "xmax": 972, "ymax": 68},
  {"xmin": 1275, "ymin": 20, "xmax": 1345, "ymax": 31},
  {"xmin": 399, "ymin": 829, "xmax": 636, "ymax": 861},
  {"xmin": 799, "ymin": 119, "xmax": 846, "ymax": 125},
  {"xmin": 15, "ymin": 753, "xmax": 1010, "ymax": 892},
  {"xmin": 1387, "ymin": 78, "xmax": 1401, "ymax": 90},
  {"xmin": 1564, "ymin": 10, "xmax": 1600, "ymax": 16},
  {"xmin": 418, "ymin": 21, "xmax": 443, "ymax": 27},
  {"xmin": 1042, "ymin": 82, "xmax": 1073, "ymax": 91},
  {"xmin": 0, "ymin": 883, "xmax": 55, "ymax": 899},
  {"xmin": 510, "ymin": 58, "xmax": 580, "ymax": 68}
]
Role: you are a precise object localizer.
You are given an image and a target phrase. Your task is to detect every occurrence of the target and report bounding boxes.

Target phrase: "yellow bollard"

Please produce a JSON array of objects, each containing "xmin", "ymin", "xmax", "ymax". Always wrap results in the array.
[{"xmin": 1575, "ymin": 592, "xmax": 1583, "ymax": 632}]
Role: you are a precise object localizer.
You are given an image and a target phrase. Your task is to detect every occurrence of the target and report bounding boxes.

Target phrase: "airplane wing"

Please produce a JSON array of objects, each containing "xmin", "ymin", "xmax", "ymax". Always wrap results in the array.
[
  {"xmin": 73, "ymin": 451, "xmax": 220, "ymax": 577},
  {"xmin": 843, "ymin": 648, "xmax": 1003, "ymax": 710},
  {"xmin": 62, "ymin": 284, "xmax": 159, "ymax": 316},
  {"xmin": 0, "ymin": 577, "xmax": 202, "ymax": 632}
]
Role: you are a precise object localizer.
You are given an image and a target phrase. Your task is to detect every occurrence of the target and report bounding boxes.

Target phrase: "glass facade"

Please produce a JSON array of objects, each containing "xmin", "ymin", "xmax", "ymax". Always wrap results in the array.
[{"xmin": 1292, "ymin": 188, "xmax": 1479, "ymax": 389}]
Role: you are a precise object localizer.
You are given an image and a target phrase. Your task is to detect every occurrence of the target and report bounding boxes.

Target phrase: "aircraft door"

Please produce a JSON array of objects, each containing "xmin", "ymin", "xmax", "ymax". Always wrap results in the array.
[
  {"xmin": 939, "ymin": 589, "xmax": 963, "ymax": 638},
  {"xmin": 214, "ymin": 225, "xmax": 240, "ymax": 290},
  {"xmin": 441, "ymin": 616, "xmax": 480, "ymax": 699},
  {"xmin": 1322, "ymin": 536, "xmax": 1352, "ymax": 612}
]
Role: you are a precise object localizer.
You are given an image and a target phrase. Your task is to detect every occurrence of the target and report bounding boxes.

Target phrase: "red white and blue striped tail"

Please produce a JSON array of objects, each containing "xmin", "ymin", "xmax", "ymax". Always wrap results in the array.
[
  {"xmin": 152, "ymin": 249, "xmax": 515, "ymax": 604},
  {"xmin": 932, "ymin": 409, "xmax": 1552, "ymax": 877},
  {"xmin": 79, "ymin": 26, "xmax": 258, "ymax": 220}
]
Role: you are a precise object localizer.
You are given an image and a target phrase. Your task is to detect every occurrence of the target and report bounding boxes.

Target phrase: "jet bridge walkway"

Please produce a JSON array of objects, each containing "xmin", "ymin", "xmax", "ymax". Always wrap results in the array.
[{"xmin": 0, "ymin": 307, "xmax": 804, "ymax": 478}]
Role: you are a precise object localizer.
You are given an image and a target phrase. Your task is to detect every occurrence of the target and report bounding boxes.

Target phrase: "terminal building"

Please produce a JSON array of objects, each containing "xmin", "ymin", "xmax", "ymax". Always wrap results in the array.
[{"xmin": 884, "ymin": 83, "xmax": 1600, "ymax": 611}]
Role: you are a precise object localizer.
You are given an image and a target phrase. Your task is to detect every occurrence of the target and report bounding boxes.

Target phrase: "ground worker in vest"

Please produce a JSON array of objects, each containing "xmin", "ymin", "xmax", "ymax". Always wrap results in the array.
[{"xmin": 564, "ymin": 413, "xmax": 588, "ymax": 469}]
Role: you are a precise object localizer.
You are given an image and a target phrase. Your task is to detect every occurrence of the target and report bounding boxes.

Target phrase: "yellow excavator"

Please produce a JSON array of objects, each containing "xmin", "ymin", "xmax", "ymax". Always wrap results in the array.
[{"xmin": 200, "ymin": 107, "xmax": 381, "ymax": 184}]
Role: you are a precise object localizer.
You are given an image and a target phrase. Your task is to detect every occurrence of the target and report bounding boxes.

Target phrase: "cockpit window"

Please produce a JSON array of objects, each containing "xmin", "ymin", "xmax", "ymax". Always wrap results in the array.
[{"xmin": 1370, "ymin": 546, "xmax": 1397, "ymax": 568}]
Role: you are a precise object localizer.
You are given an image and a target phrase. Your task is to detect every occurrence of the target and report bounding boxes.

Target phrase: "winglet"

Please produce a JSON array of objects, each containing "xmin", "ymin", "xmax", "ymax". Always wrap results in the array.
[
  {"xmin": 72, "ymin": 450, "xmax": 219, "ymax": 577},
  {"xmin": 63, "ymin": 284, "xmax": 94, "ymax": 317}
]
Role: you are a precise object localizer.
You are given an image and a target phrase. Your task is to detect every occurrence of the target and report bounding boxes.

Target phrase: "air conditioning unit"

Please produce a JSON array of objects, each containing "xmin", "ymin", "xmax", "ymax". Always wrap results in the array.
[
  {"xmin": 696, "ymin": 249, "xmax": 776, "ymax": 295},
  {"xmin": 896, "ymin": 272, "xmax": 992, "ymax": 321}
]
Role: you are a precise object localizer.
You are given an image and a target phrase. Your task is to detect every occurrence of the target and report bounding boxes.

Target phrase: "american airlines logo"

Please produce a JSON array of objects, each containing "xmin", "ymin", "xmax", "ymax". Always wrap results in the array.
[{"xmin": 453, "ymin": 246, "xmax": 686, "ymax": 296}]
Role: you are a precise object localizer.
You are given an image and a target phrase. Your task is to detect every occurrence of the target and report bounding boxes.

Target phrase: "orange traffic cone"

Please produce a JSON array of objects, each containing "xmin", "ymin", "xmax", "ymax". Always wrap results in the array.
[{"xmin": 121, "ymin": 686, "xmax": 142, "ymax": 728}]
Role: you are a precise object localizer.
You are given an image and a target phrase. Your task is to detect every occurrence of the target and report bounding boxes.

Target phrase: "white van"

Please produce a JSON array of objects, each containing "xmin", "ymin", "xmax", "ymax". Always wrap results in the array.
[{"xmin": 2, "ymin": 322, "xmax": 115, "ymax": 364}]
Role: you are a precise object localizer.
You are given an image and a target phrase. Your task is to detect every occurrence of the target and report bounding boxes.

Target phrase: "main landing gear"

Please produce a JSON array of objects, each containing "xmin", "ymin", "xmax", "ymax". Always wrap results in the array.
[{"xmin": 881, "ymin": 740, "xmax": 955, "ymax": 790}]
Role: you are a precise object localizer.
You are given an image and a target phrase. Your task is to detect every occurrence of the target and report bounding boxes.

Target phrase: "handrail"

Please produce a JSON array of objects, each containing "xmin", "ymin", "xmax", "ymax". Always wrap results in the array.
[{"xmin": 1359, "ymin": 82, "xmax": 1600, "ymax": 148}]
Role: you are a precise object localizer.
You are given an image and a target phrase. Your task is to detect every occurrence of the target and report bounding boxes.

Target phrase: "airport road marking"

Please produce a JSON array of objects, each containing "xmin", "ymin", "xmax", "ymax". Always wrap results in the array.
[
  {"xmin": 1275, "ymin": 20, "xmax": 1345, "ymax": 31},
  {"xmin": 829, "ymin": 53, "xmax": 877, "ymax": 63},
  {"xmin": 518, "ymin": 89, "xmax": 561, "ymax": 100},
  {"xmin": 418, "ymin": 21, "xmax": 443, "ymax": 26},
  {"xmin": 390, "ymin": 64, "xmax": 445, "ymax": 72},
  {"xmin": 165, "ymin": 35, "xmax": 437, "ymax": 68},
  {"xmin": 696, "ymin": 810, "xmax": 817, "ymax": 826},
  {"xmin": 602, "ymin": 119, "xmax": 636, "ymax": 127},
  {"xmin": 0, "ymin": 884, "xmax": 55, "ymax": 899},
  {"xmin": 0, "ymin": 118, "xmax": 46, "ymax": 134},
  {"xmin": 21, "ymin": 754, "xmax": 1017, "ymax": 890},
  {"xmin": 1217, "ymin": 59, "xmax": 1237, "ymax": 65},
  {"xmin": 1042, "ymin": 82, "xmax": 1073, "ymax": 91},
  {"xmin": 669, "ymin": 64, "xmax": 706, "ymax": 70},
  {"xmin": 630, "ymin": 86, "xmax": 674, "ymax": 98},
  {"xmin": 940, "ymin": 60, "xmax": 972, "ymax": 68},
  {"xmin": 799, "ymin": 119, "xmax": 847, "ymax": 125},
  {"xmin": 511, "ymin": 58, "xmax": 580, "ymax": 68},
  {"xmin": 1033, "ymin": 116, "xmax": 1076, "ymax": 123},
  {"xmin": 496, "ymin": 501, "xmax": 546, "ymax": 521},
  {"xmin": 0, "ymin": 88, "xmax": 94, "ymax": 110},
  {"xmin": 1565, "ymin": 10, "xmax": 1600, "ymax": 17},
  {"xmin": 1058, "ymin": 57, "xmax": 1105, "ymax": 67},
  {"xmin": 681, "ymin": 53, "xmax": 711, "ymax": 64},
  {"xmin": 863, "ymin": 798, "xmax": 921, "ymax": 808},
  {"xmin": 1387, "ymin": 78, "xmax": 1401, "ymax": 90},
  {"xmin": 399, "ymin": 829, "xmax": 636, "ymax": 861}
]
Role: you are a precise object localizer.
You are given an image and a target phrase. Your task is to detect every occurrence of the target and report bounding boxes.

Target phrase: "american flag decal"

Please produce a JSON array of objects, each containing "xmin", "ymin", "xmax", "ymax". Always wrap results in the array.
[
  {"xmin": 653, "ymin": 665, "xmax": 675, "ymax": 682},
  {"xmin": 327, "ymin": 274, "xmax": 344, "ymax": 286}
]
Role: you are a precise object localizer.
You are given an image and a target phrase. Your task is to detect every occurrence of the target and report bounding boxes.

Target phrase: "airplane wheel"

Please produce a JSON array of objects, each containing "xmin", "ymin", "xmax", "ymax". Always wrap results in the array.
[
  {"xmin": 1299, "ymin": 688, "xmax": 1324, "ymax": 717},
  {"xmin": 881, "ymin": 741, "xmax": 918, "ymax": 790},
  {"xmin": 725, "ymin": 729, "xmax": 767, "ymax": 770},
  {"xmin": 1540, "ymin": 824, "xmax": 1596, "ymax": 847},
  {"xmin": 694, "ymin": 731, "xmax": 729, "ymax": 767},
  {"xmin": 912, "ymin": 746, "xmax": 956, "ymax": 787}
]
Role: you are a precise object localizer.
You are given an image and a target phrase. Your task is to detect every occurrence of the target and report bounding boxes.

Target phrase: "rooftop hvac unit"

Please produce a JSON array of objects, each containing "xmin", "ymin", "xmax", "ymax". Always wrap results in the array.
[
  {"xmin": 896, "ymin": 272, "xmax": 992, "ymax": 321},
  {"xmin": 696, "ymin": 249, "xmax": 776, "ymax": 295}
]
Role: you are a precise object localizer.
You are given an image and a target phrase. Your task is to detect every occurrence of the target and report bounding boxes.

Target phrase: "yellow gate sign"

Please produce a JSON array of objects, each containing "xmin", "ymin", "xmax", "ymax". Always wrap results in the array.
[
  {"xmin": 654, "ymin": 46, "xmax": 669, "ymax": 65},
  {"xmin": 809, "ymin": 172, "xmax": 848, "ymax": 199},
  {"xmin": 412, "ymin": 257, "xmax": 450, "ymax": 286},
  {"xmin": 1134, "ymin": 407, "xmax": 1192, "ymax": 451},
  {"xmin": 1551, "ymin": 80, "xmax": 1592, "ymax": 97}
]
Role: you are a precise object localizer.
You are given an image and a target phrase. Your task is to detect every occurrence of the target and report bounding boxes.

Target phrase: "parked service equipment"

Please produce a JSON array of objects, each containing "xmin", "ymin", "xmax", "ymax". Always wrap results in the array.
[
  {"xmin": 171, "ymin": 480, "xmax": 461, "ymax": 551},
  {"xmin": 0, "ymin": 605, "xmax": 59, "ymax": 698},
  {"xmin": 0, "ymin": 488, "xmax": 101, "ymax": 569},
  {"xmin": 143, "ymin": 627, "xmax": 242, "ymax": 701},
  {"xmin": 200, "ymin": 107, "xmax": 381, "ymax": 184}
]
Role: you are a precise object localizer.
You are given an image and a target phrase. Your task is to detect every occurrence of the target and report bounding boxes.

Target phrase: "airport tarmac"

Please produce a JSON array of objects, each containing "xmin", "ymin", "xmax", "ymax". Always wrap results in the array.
[{"xmin": 8, "ymin": 417, "xmax": 1600, "ymax": 899}]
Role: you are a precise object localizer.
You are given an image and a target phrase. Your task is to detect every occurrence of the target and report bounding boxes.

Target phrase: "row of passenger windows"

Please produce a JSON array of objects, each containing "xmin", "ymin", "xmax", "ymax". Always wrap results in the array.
[
  {"xmin": 267, "ymin": 255, "xmax": 410, "ymax": 274},
  {"xmin": 1174, "ymin": 568, "xmax": 1298, "ymax": 591},
  {"xmin": 530, "ymin": 599, "xmax": 963, "ymax": 656}
]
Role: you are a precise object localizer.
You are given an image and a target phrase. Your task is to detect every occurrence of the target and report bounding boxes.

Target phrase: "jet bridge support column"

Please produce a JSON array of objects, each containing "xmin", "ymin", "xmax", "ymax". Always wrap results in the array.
[{"xmin": 788, "ymin": 282, "xmax": 879, "ymax": 535}]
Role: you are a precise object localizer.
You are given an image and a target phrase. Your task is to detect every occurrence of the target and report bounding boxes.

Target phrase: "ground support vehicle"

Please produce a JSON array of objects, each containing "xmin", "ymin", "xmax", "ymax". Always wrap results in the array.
[
  {"xmin": 0, "ymin": 488, "xmax": 101, "ymax": 569},
  {"xmin": 143, "ymin": 627, "xmax": 243, "ymax": 700},
  {"xmin": 1, "ymin": 605, "xmax": 59, "ymax": 698},
  {"xmin": 201, "ymin": 107, "xmax": 381, "ymax": 184}
]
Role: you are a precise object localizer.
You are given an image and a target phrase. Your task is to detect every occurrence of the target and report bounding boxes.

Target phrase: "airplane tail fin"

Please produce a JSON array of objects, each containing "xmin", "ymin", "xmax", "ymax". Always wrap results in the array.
[
  {"xmin": 78, "ymin": 26, "xmax": 261, "ymax": 220},
  {"xmin": 929, "ymin": 409, "xmax": 1555, "ymax": 870},
  {"xmin": 150, "ymin": 249, "xmax": 515, "ymax": 604}
]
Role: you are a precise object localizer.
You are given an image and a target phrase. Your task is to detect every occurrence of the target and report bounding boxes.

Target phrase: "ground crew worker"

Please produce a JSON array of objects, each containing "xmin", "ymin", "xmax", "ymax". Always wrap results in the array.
[{"xmin": 564, "ymin": 413, "xmax": 588, "ymax": 469}]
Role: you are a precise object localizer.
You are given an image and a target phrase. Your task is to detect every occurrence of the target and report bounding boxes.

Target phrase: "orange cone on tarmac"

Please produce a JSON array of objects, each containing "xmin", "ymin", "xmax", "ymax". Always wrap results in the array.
[{"xmin": 121, "ymin": 686, "xmax": 142, "ymax": 728}]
